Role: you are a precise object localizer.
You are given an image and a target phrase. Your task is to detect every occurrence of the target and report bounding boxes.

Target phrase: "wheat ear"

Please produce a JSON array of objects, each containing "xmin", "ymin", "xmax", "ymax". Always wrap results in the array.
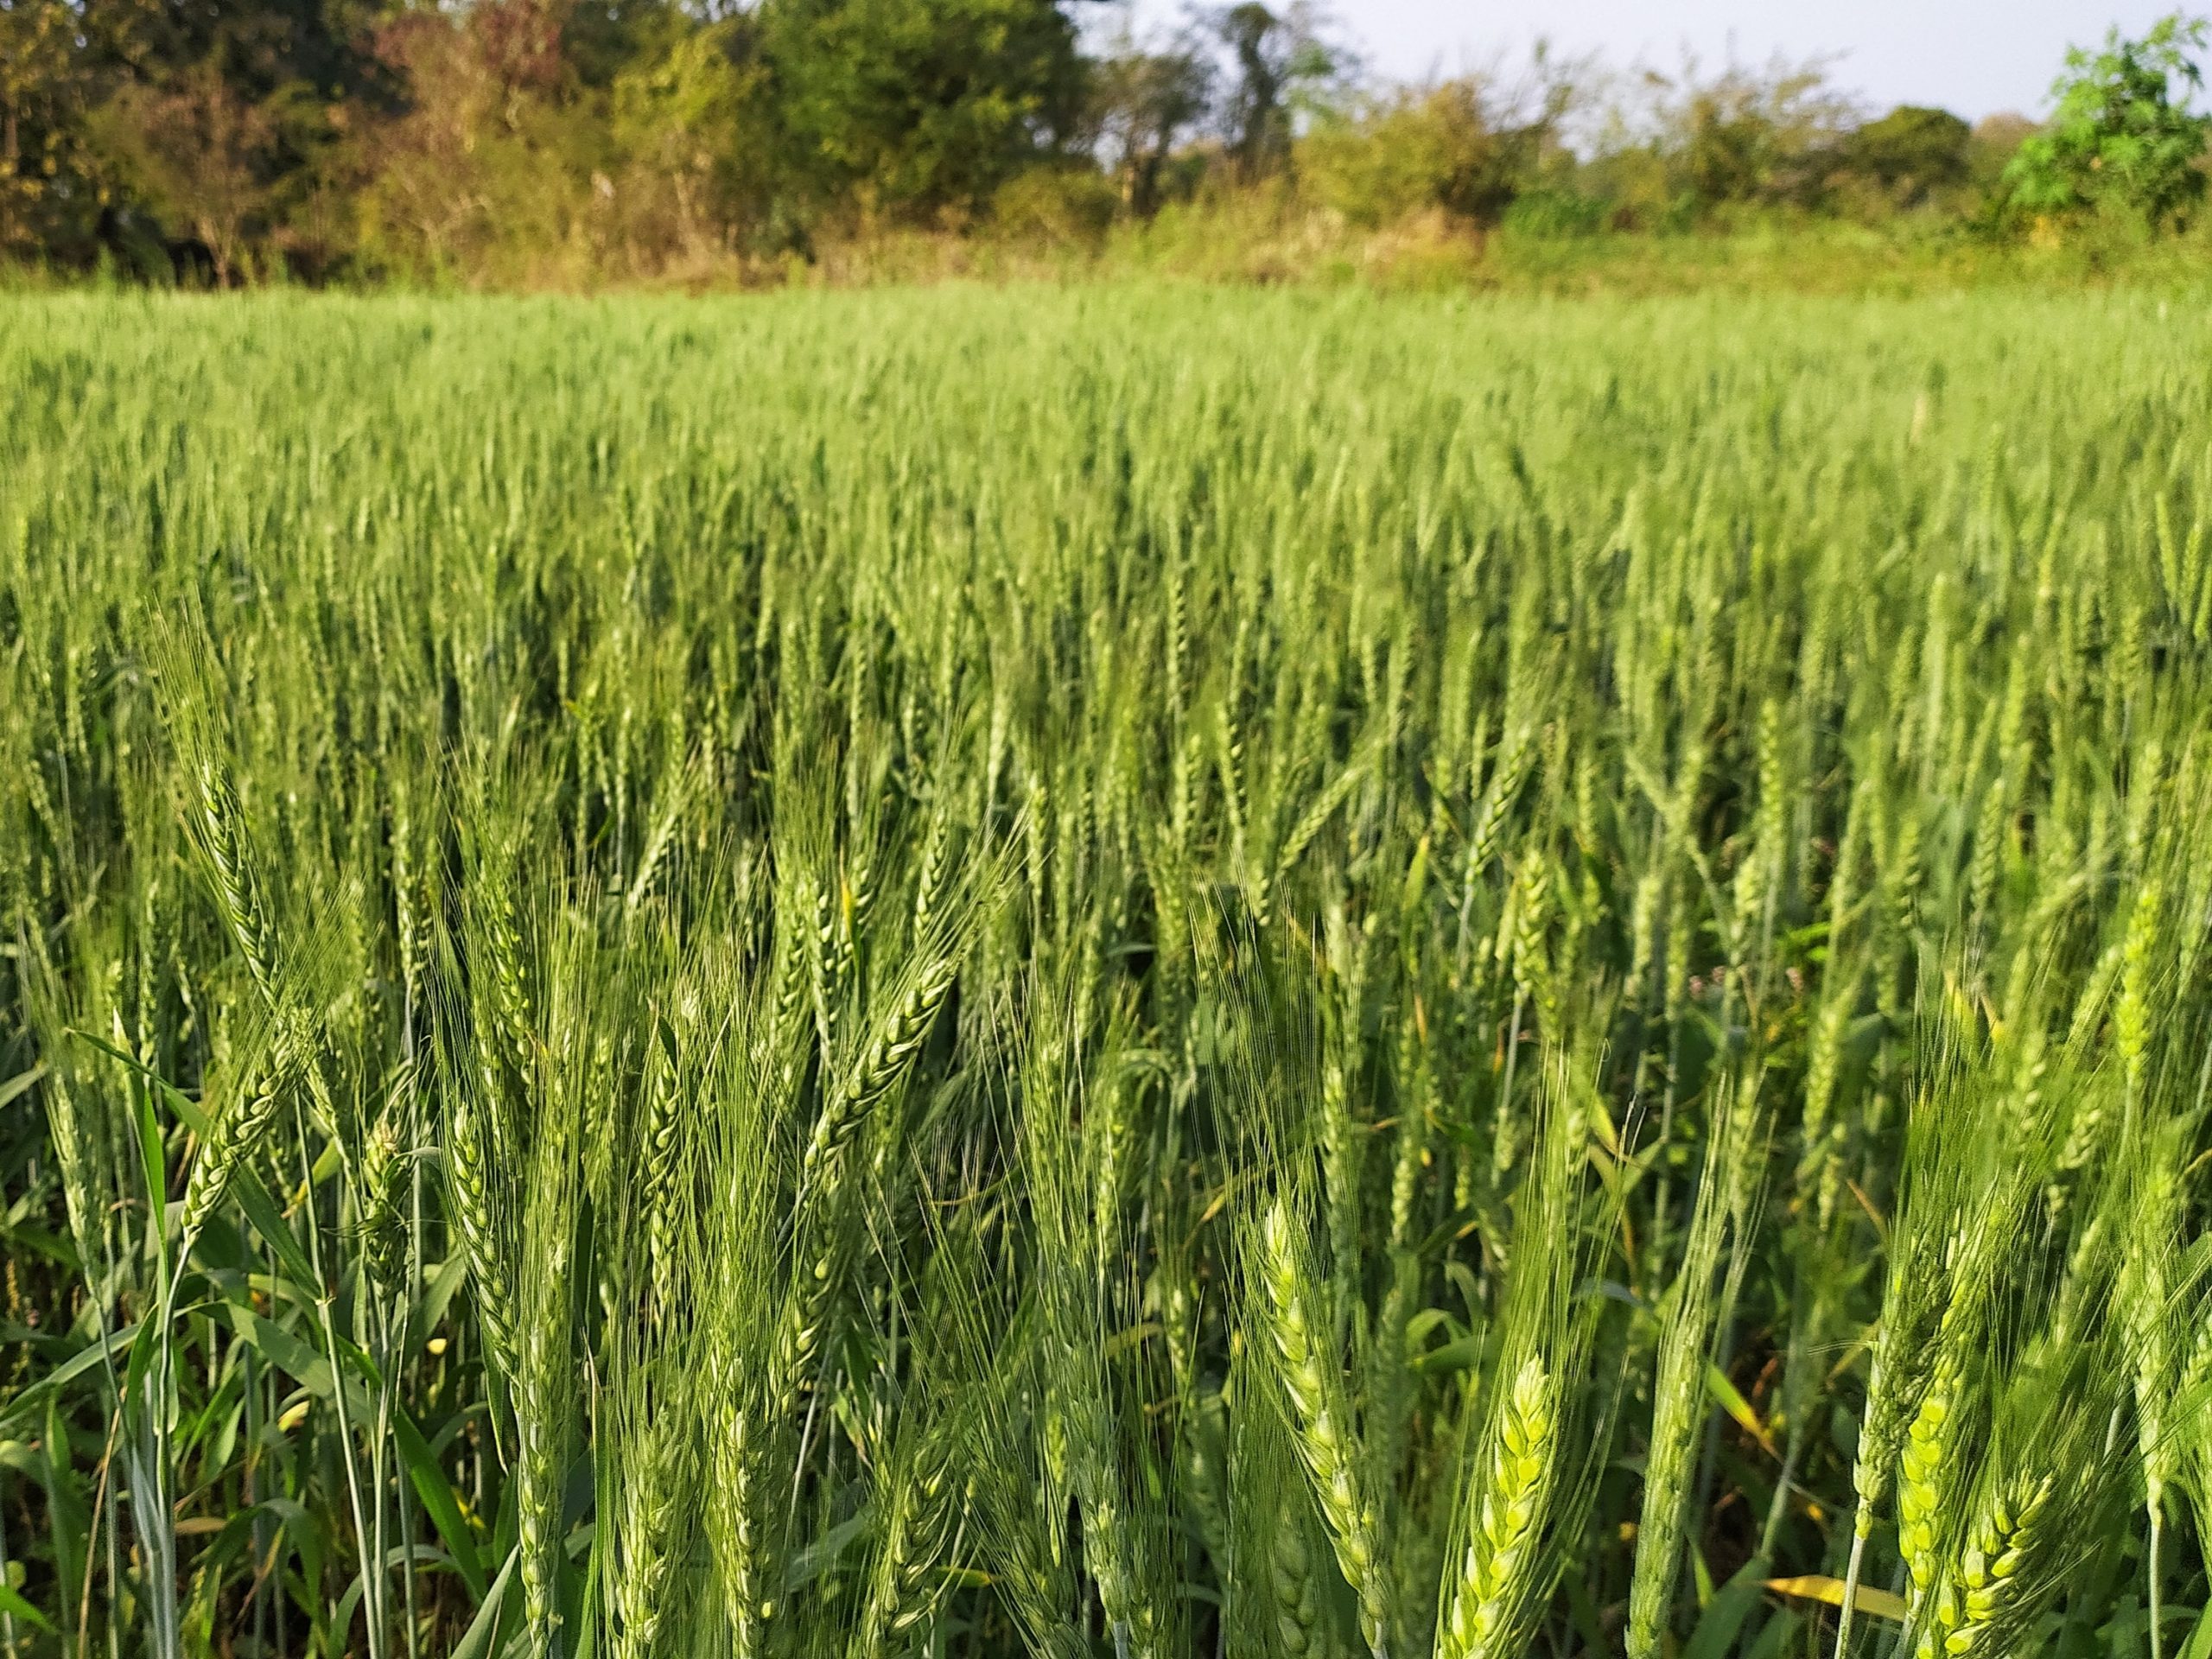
[
  {"xmin": 1628, "ymin": 1079, "xmax": 1751, "ymax": 1659},
  {"xmin": 180, "ymin": 1013, "xmax": 304, "ymax": 1255},
  {"xmin": 445, "ymin": 1072, "xmax": 517, "ymax": 1376},
  {"xmin": 1257, "ymin": 1198, "xmax": 1394, "ymax": 1659},
  {"xmin": 1897, "ymin": 1346, "xmax": 1967, "ymax": 1615},
  {"xmin": 1440, "ymin": 1357, "xmax": 1557, "ymax": 1659},
  {"xmin": 1910, "ymin": 1472, "xmax": 2052, "ymax": 1659}
]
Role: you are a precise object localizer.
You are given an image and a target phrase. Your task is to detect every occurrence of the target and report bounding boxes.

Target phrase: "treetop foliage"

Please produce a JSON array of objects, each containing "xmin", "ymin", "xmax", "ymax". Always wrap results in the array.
[{"xmin": 2005, "ymin": 12, "xmax": 2212, "ymax": 231}]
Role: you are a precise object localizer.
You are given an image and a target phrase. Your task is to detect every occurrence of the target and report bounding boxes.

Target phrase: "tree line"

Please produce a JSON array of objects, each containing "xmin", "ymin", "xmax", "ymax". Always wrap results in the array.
[{"xmin": 0, "ymin": 0, "xmax": 2206, "ymax": 286}]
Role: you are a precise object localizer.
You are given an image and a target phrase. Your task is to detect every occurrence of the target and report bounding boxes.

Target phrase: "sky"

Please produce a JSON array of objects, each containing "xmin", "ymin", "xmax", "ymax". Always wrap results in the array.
[{"xmin": 1109, "ymin": 2, "xmax": 2191, "ymax": 122}]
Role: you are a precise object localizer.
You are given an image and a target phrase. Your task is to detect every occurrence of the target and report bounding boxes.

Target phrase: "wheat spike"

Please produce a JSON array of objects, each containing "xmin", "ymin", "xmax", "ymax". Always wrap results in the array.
[
  {"xmin": 1440, "ymin": 1356, "xmax": 1557, "ymax": 1659},
  {"xmin": 1257, "ymin": 1198, "xmax": 1394, "ymax": 1659}
]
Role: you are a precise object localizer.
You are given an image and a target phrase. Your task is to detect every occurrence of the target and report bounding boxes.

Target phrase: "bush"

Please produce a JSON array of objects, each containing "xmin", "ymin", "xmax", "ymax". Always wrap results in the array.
[
  {"xmin": 1298, "ymin": 80, "xmax": 1552, "ymax": 230},
  {"xmin": 990, "ymin": 165, "xmax": 1120, "ymax": 245},
  {"xmin": 1843, "ymin": 105, "xmax": 1972, "ymax": 203}
]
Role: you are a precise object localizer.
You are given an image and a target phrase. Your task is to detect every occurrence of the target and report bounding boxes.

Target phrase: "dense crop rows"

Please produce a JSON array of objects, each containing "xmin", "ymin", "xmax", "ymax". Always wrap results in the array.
[{"xmin": 2, "ymin": 288, "xmax": 2210, "ymax": 1659}]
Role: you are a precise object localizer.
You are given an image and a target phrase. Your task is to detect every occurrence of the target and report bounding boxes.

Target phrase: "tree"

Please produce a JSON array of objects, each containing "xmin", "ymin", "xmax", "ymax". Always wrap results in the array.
[
  {"xmin": 1090, "ymin": 35, "xmax": 1213, "ymax": 216},
  {"xmin": 760, "ymin": 0, "xmax": 1087, "ymax": 228},
  {"xmin": 0, "ymin": 0, "xmax": 104, "ymax": 257},
  {"xmin": 1967, "ymin": 112, "xmax": 2038, "ymax": 189},
  {"xmin": 1844, "ymin": 105, "xmax": 1971, "ymax": 204},
  {"xmin": 2005, "ymin": 12, "xmax": 2212, "ymax": 232},
  {"xmin": 1211, "ymin": 3, "xmax": 1336, "ymax": 181},
  {"xmin": 609, "ymin": 18, "xmax": 776, "ymax": 251},
  {"xmin": 353, "ymin": 0, "xmax": 607, "ymax": 280},
  {"xmin": 0, "ymin": 0, "xmax": 388, "ymax": 276},
  {"xmin": 91, "ymin": 60, "xmax": 283, "ymax": 283}
]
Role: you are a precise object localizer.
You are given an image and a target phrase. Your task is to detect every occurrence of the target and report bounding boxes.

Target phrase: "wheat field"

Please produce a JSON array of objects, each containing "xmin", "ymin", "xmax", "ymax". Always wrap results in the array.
[{"xmin": 2, "ymin": 286, "xmax": 2209, "ymax": 1659}]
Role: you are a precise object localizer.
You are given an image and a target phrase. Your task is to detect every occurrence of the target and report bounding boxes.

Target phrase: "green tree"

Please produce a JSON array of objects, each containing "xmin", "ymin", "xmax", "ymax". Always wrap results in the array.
[
  {"xmin": 2005, "ymin": 13, "xmax": 2212, "ymax": 231},
  {"xmin": 0, "ymin": 0, "xmax": 105, "ymax": 258},
  {"xmin": 0, "ymin": 0, "xmax": 391, "ymax": 276},
  {"xmin": 760, "ymin": 0, "xmax": 1086, "ymax": 229},
  {"xmin": 1844, "ymin": 105, "xmax": 1971, "ymax": 204},
  {"xmin": 609, "ymin": 17, "xmax": 776, "ymax": 247},
  {"xmin": 90, "ymin": 60, "xmax": 287, "ymax": 283}
]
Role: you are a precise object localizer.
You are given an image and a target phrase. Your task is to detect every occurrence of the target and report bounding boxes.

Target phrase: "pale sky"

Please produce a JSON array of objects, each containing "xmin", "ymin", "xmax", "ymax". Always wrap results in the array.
[{"xmin": 1108, "ymin": 2, "xmax": 2194, "ymax": 121}]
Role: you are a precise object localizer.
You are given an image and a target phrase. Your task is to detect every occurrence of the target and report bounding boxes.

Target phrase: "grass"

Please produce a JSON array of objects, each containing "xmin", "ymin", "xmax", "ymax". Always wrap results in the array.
[{"xmin": 0, "ymin": 282, "xmax": 2209, "ymax": 1659}]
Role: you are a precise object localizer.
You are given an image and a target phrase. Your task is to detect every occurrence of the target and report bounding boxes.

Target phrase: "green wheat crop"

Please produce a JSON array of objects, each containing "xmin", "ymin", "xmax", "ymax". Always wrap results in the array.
[{"xmin": 0, "ymin": 285, "xmax": 2209, "ymax": 1659}]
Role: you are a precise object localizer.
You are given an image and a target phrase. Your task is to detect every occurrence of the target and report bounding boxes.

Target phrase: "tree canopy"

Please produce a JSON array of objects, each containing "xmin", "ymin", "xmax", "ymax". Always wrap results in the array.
[{"xmin": 2006, "ymin": 12, "xmax": 2212, "ymax": 231}]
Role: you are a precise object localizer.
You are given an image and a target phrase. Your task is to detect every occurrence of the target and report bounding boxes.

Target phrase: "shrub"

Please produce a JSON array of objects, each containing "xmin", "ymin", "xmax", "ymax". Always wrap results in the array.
[
  {"xmin": 1843, "ymin": 105, "xmax": 1973, "ymax": 204},
  {"xmin": 990, "ymin": 165, "xmax": 1120, "ymax": 245},
  {"xmin": 1299, "ymin": 79, "xmax": 1552, "ymax": 230}
]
